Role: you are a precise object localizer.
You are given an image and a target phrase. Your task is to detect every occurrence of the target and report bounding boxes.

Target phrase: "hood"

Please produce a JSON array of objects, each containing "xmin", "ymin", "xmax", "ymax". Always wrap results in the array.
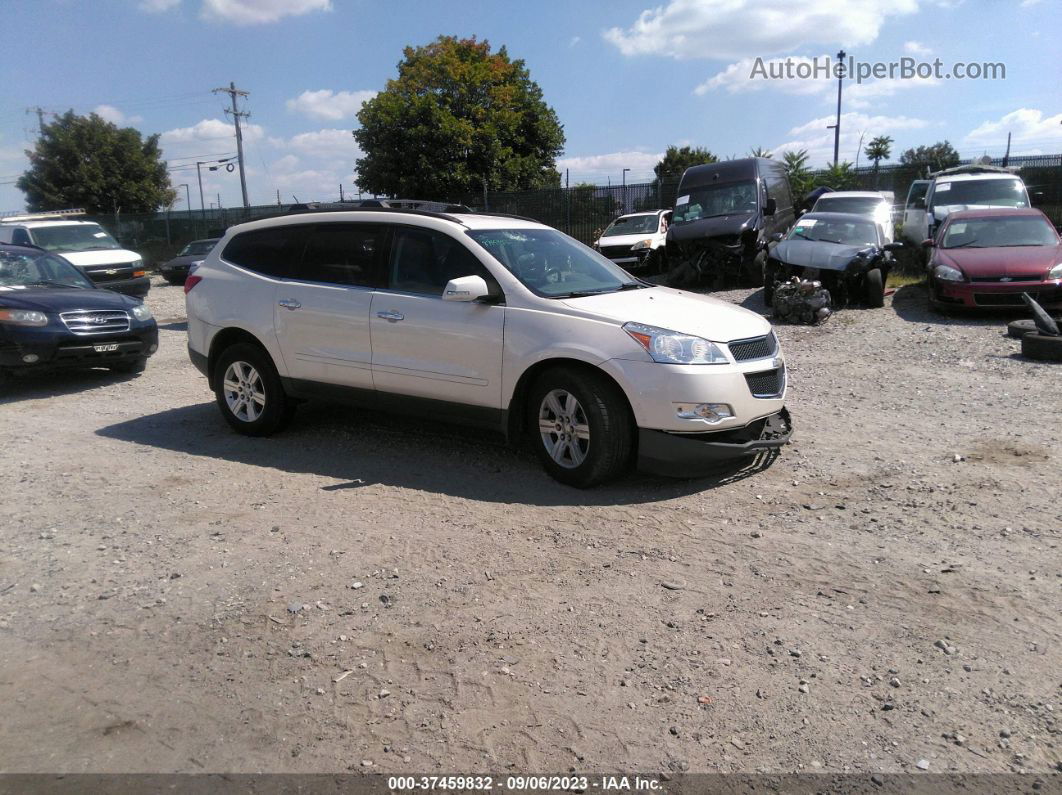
[
  {"xmin": 667, "ymin": 212, "xmax": 757, "ymax": 245},
  {"xmin": 0, "ymin": 285, "xmax": 137, "ymax": 312},
  {"xmin": 561, "ymin": 285, "xmax": 770, "ymax": 342},
  {"xmin": 596, "ymin": 233, "xmax": 661, "ymax": 247},
  {"xmin": 772, "ymin": 239, "xmax": 873, "ymax": 271},
  {"xmin": 937, "ymin": 244, "xmax": 1061, "ymax": 279},
  {"xmin": 933, "ymin": 203, "xmax": 1019, "ymax": 220},
  {"xmin": 56, "ymin": 249, "xmax": 141, "ymax": 267},
  {"xmin": 164, "ymin": 254, "xmax": 206, "ymax": 267}
]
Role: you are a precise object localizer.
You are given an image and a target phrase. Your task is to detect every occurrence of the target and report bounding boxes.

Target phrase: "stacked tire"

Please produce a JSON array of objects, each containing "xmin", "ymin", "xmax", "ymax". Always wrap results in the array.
[{"xmin": 1021, "ymin": 333, "xmax": 1062, "ymax": 362}]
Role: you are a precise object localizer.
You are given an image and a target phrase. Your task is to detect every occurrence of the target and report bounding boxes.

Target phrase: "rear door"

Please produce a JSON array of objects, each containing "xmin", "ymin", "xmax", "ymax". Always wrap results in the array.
[
  {"xmin": 273, "ymin": 223, "xmax": 386, "ymax": 391},
  {"xmin": 369, "ymin": 226, "xmax": 505, "ymax": 411}
]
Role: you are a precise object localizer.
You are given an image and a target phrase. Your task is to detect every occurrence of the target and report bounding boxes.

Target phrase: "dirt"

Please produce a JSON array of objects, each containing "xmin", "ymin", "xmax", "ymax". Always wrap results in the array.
[{"xmin": 0, "ymin": 277, "xmax": 1059, "ymax": 775}]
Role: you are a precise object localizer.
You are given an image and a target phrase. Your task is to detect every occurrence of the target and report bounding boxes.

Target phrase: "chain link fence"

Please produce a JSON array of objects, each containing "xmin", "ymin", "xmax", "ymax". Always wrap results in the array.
[{"xmin": 72, "ymin": 154, "xmax": 1061, "ymax": 267}]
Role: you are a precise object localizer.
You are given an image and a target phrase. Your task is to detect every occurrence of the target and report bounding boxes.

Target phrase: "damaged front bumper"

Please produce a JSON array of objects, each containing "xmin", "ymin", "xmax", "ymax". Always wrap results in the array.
[{"xmin": 637, "ymin": 408, "xmax": 792, "ymax": 477}]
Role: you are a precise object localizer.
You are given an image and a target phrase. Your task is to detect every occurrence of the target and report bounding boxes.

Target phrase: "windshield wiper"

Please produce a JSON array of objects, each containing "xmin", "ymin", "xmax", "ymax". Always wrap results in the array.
[
  {"xmin": 948, "ymin": 238, "xmax": 980, "ymax": 248},
  {"xmin": 617, "ymin": 281, "xmax": 649, "ymax": 290},
  {"xmin": 792, "ymin": 232, "xmax": 813, "ymax": 241},
  {"xmin": 26, "ymin": 279, "xmax": 78, "ymax": 288}
]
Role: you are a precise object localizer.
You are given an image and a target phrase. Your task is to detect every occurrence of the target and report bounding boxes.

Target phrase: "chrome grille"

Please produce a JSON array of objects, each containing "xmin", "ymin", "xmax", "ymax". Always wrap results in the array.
[
  {"xmin": 728, "ymin": 332, "xmax": 777, "ymax": 362},
  {"xmin": 745, "ymin": 366, "xmax": 786, "ymax": 398},
  {"xmin": 60, "ymin": 309, "xmax": 130, "ymax": 335}
]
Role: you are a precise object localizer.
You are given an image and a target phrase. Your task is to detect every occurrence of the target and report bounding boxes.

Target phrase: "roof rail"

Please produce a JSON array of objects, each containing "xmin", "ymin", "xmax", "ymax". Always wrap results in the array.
[
  {"xmin": 0, "ymin": 208, "xmax": 87, "ymax": 222},
  {"xmin": 278, "ymin": 205, "xmax": 468, "ymax": 225},
  {"xmin": 929, "ymin": 164, "xmax": 1018, "ymax": 178},
  {"xmin": 471, "ymin": 211, "xmax": 540, "ymax": 223}
]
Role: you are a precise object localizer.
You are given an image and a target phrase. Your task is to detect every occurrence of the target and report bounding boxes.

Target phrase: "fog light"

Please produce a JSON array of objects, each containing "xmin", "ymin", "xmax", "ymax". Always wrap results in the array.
[
  {"xmin": 675, "ymin": 402, "xmax": 734, "ymax": 423},
  {"xmin": 149, "ymin": 343, "xmax": 158, "ymax": 353},
  {"xmin": 22, "ymin": 354, "xmax": 40, "ymax": 363}
]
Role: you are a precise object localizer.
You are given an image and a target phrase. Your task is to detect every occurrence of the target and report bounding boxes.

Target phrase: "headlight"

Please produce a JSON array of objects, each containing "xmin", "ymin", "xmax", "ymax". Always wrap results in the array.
[
  {"xmin": 631, "ymin": 239, "xmax": 654, "ymax": 251},
  {"xmin": 131, "ymin": 304, "xmax": 153, "ymax": 321},
  {"xmin": 0, "ymin": 308, "xmax": 48, "ymax": 326},
  {"xmin": 1048, "ymin": 262, "xmax": 1062, "ymax": 280},
  {"xmin": 623, "ymin": 322, "xmax": 729, "ymax": 364},
  {"xmin": 933, "ymin": 264, "xmax": 964, "ymax": 282}
]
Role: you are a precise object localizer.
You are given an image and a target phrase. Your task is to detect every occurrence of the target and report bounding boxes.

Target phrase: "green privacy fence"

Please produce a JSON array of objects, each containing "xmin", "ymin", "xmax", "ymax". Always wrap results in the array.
[{"xmin": 80, "ymin": 154, "xmax": 1062, "ymax": 266}]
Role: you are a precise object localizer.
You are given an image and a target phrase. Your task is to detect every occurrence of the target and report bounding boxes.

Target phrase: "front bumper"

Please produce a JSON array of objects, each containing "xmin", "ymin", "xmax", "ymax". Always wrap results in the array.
[
  {"xmin": 89, "ymin": 276, "xmax": 152, "ymax": 298},
  {"xmin": 638, "ymin": 408, "xmax": 792, "ymax": 477},
  {"xmin": 931, "ymin": 278, "xmax": 1062, "ymax": 309},
  {"xmin": 0, "ymin": 323, "xmax": 158, "ymax": 372}
]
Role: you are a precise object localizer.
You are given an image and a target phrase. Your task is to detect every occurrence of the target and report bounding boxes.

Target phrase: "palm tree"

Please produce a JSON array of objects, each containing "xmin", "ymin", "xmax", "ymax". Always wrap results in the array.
[
  {"xmin": 748, "ymin": 147, "xmax": 773, "ymax": 159},
  {"xmin": 781, "ymin": 149, "xmax": 811, "ymax": 198},
  {"xmin": 864, "ymin": 136, "xmax": 893, "ymax": 187}
]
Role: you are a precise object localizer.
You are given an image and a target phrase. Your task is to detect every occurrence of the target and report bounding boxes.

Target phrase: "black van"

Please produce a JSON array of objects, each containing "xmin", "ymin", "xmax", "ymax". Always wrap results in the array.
[{"xmin": 665, "ymin": 157, "xmax": 795, "ymax": 287}]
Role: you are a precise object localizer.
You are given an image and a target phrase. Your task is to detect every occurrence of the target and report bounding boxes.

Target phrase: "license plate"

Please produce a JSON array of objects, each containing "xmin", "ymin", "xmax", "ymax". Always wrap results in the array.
[{"xmin": 93, "ymin": 344, "xmax": 119, "ymax": 353}]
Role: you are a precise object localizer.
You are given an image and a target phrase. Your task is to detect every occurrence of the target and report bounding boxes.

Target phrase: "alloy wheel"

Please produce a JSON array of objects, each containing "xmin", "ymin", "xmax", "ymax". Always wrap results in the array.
[
  {"xmin": 538, "ymin": 389, "xmax": 590, "ymax": 469},
  {"xmin": 223, "ymin": 360, "xmax": 266, "ymax": 423}
]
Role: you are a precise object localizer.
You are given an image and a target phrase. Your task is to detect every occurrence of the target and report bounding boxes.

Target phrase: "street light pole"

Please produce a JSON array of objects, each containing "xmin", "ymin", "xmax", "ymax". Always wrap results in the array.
[
  {"xmin": 832, "ymin": 49, "xmax": 846, "ymax": 167},
  {"xmin": 622, "ymin": 167, "xmax": 630, "ymax": 212}
]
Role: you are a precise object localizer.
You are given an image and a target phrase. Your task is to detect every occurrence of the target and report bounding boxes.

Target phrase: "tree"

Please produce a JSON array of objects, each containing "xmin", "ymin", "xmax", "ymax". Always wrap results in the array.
[
  {"xmin": 748, "ymin": 147, "xmax": 773, "ymax": 158},
  {"xmin": 899, "ymin": 141, "xmax": 960, "ymax": 172},
  {"xmin": 652, "ymin": 145, "xmax": 718, "ymax": 182},
  {"xmin": 354, "ymin": 36, "xmax": 564, "ymax": 198},
  {"xmin": 864, "ymin": 135, "xmax": 893, "ymax": 187},
  {"xmin": 18, "ymin": 111, "xmax": 175, "ymax": 214},
  {"xmin": 815, "ymin": 161, "xmax": 858, "ymax": 191},
  {"xmin": 780, "ymin": 149, "xmax": 812, "ymax": 199}
]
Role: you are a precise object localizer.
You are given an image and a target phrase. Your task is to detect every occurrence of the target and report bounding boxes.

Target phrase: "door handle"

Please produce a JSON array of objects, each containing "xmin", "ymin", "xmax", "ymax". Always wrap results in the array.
[
  {"xmin": 278, "ymin": 299, "xmax": 301, "ymax": 310},
  {"xmin": 376, "ymin": 310, "xmax": 404, "ymax": 322}
]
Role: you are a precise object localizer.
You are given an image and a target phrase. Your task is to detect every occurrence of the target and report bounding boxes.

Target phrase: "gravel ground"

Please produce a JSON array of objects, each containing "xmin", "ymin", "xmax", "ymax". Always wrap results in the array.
[{"xmin": 0, "ymin": 276, "xmax": 1059, "ymax": 775}]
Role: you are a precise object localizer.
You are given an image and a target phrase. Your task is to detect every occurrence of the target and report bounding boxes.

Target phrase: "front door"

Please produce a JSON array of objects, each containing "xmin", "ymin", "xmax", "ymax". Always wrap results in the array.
[
  {"xmin": 370, "ymin": 226, "xmax": 505, "ymax": 410},
  {"xmin": 273, "ymin": 223, "xmax": 386, "ymax": 391}
]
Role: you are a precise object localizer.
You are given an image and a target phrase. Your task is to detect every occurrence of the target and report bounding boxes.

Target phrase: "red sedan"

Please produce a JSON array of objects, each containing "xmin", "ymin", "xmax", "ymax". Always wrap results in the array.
[{"xmin": 925, "ymin": 208, "xmax": 1062, "ymax": 310}]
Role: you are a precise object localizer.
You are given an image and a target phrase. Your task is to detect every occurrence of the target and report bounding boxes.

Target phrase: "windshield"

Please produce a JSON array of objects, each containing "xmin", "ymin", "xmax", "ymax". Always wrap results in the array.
[
  {"xmin": 814, "ymin": 197, "xmax": 885, "ymax": 215},
  {"xmin": 932, "ymin": 178, "xmax": 1028, "ymax": 209},
  {"xmin": 602, "ymin": 215, "xmax": 660, "ymax": 237},
  {"xmin": 788, "ymin": 216, "xmax": 880, "ymax": 247},
  {"xmin": 941, "ymin": 216, "xmax": 1059, "ymax": 249},
  {"xmin": 0, "ymin": 249, "xmax": 94, "ymax": 289},
  {"xmin": 30, "ymin": 223, "xmax": 122, "ymax": 253},
  {"xmin": 466, "ymin": 228, "xmax": 643, "ymax": 297},
  {"xmin": 672, "ymin": 180, "xmax": 758, "ymax": 223},
  {"xmin": 179, "ymin": 240, "xmax": 218, "ymax": 256}
]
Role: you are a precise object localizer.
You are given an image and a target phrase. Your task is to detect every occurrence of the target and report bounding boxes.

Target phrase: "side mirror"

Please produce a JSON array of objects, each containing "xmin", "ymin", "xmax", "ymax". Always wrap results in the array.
[
  {"xmin": 921, "ymin": 239, "xmax": 935, "ymax": 249},
  {"xmin": 769, "ymin": 232, "xmax": 784, "ymax": 243},
  {"xmin": 442, "ymin": 275, "xmax": 490, "ymax": 302},
  {"xmin": 764, "ymin": 197, "xmax": 777, "ymax": 216},
  {"xmin": 883, "ymin": 242, "xmax": 904, "ymax": 252}
]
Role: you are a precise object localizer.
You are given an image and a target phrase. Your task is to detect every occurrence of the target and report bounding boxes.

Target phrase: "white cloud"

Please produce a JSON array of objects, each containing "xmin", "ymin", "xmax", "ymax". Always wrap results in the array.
[
  {"xmin": 569, "ymin": 36, "xmax": 581, "ymax": 47},
  {"xmin": 287, "ymin": 128, "xmax": 359, "ymax": 161},
  {"xmin": 93, "ymin": 105, "xmax": 143, "ymax": 125},
  {"xmin": 964, "ymin": 108, "xmax": 1062, "ymax": 153},
  {"xmin": 1020, "ymin": 0, "xmax": 1042, "ymax": 6},
  {"xmin": 695, "ymin": 54, "xmax": 939, "ymax": 109},
  {"xmin": 556, "ymin": 150, "xmax": 664, "ymax": 182},
  {"xmin": 903, "ymin": 40, "xmax": 931, "ymax": 56},
  {"xmin": 200, "ymin": 0, "xmax": 331, "ymax": 25},
  {"xmin": 138, "ymin": 0, "xmax": 180, "ymax": 11},
  {"xmin": 604, "ymin": 0, "xmax": 918, "ymax": 60},
  {"xmin": 160, "ymin": 118, "xmax": 265, "ymax": 147},
  {"xmin": 772, "ymin": 112, "xmax": 929, "ymax": 168},
  {"xmin": 285, "ymin": 89, "xmax": 376, "ymax": 121}
]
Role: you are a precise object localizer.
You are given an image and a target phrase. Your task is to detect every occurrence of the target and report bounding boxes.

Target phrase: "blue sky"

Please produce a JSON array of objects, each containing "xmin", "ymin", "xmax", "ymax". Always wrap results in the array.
[{"xmin": 1, "ymin": 0, "xmax": 1059, "ymax": 211}]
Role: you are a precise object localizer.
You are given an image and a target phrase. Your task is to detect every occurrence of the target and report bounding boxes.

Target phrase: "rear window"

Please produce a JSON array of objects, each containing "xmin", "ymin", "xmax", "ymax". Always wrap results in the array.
[{"xmin": 221, "ymin": 226, "xmax": 309, "ymax": 278}]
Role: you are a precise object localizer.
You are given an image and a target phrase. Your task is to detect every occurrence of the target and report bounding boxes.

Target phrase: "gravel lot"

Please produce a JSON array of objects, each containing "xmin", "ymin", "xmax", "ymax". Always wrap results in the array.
[{"xmin": 0, "ymin": 276, "xmax": 1058, "ymax": 775}]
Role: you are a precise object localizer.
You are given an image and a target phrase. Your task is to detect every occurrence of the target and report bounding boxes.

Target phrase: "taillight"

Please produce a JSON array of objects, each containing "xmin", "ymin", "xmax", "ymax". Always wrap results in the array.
[
  {"xmin": 184, "ymin": 275, "xmax": 203, "ymax": 294},
  {"xmin": 133, "ymin": 270, "xmax": 146, "ymax": 278}
]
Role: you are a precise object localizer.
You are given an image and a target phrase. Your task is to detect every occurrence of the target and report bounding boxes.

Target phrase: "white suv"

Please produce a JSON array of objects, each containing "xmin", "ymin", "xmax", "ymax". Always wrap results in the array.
[{"xmin": 185, "ymin": 209, "xmax": 791, "ymax": 486}]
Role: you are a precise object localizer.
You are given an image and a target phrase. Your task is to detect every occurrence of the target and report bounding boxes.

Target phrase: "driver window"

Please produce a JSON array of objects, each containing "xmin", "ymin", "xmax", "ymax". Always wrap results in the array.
[
  {"xmin": 12, "ymin": 228, "xmax": 31, "ymax": 246},
  {"xmin": 390, "ymin": 227, "xmax": 499, "ymax": 297}
]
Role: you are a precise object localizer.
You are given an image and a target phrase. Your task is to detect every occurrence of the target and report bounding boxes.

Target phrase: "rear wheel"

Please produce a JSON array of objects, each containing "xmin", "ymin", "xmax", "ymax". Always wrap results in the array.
[
  {"xmin": 864, "ymin": 268, "xmax": 885, "ymax": 308},
  {"xmin": 527, "ymin": 367, "xmax": 633, "ymax": 488},
  {"xmin": 214, "ymin": 343, "xmax": 294, "ymax": 436}
]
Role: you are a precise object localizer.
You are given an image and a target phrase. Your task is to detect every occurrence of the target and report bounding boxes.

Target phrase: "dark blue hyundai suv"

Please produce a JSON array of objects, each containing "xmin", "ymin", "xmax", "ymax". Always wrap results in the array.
[{"xmin": 0, "ymin": 243, "xmax": 158, "ymax": 375}]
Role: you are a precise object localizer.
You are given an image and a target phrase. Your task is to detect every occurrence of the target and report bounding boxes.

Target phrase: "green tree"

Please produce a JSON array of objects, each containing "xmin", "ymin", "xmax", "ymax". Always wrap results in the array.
[
  {"xmin": 780, "ymin": 149, "xmax": 812, "ymax": 199},
  {"xmin": 653, "ymin": 145, "xmax": 718, "ymax": 181},
  {"xmin": 748, "ymin": 147, "xmax": 773, "ymax": 158},
  {"xmin": 899, "ymin": 140, "xmax": 960, "ymax": 172},
  {"xmin": 17, "ymin": 111, "xmax": 174, "ymax": 214},
  {"xmin": 864, "ymin": 135, "xmax": 893, "ymax": 187},
  {"xmin": 816, "ymin": 161, "xmax": 858, "ymax": 191},
  {"xmin": 354, "ymin": 35, "xmax": 564, "ymax": 198}
]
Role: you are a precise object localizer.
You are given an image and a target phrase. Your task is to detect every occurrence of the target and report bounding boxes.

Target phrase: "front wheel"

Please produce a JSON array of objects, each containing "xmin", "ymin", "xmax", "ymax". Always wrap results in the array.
[
  {"xmin": 528, "ymin": 367, "xmax": 633, "ymax": 488},
  {"xmin": 864, "ymin": 268, "xmax": 885, "ymax": 308},
  {"xmin": 214, "ymin": 343, "xmax": 294, "ymax": 436}
]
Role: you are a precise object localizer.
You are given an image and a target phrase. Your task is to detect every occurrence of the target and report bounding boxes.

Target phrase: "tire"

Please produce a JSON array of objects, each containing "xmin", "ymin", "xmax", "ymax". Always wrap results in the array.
[
  {"xmin": 1007, "ymin": 319, "xmax": 1038, "ymax": 339},
  {"xmin": 213, "ymin": 343, "xmax": 295, "ymax": 436},
  {"xmin": 763, "ymin": 268, "xmax": 776, "ymax": 307},
  {"xmin": 864, "ymin": 268, "xmax": 885, "ymax": 308},
  {"xmin": 1020, "ymin": 332, "xmax": 1062, "ymax": 362},
  {"xmin": 744, "ymin": 250, "xmax": 766, "ymax": 288},
  {"xmin": 109, "ymin": 356, "xmax": 148, "ymax": 374},
  {"xmin": 527, "ymin": 367, "xmax": 633, "ymax": 488}
]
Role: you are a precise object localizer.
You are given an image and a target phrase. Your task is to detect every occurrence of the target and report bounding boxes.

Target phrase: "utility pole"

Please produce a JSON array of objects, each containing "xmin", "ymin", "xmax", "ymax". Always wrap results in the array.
[
  {"xmin": 829, "ymin": 50, "xmax": 846, "ymax": 167},
  {"xmin": 196, "ymin": 162, "xmax": 207, "ymax": 222},
  {"xmin": 27, "ymin": 107, "xmax": 47, "ymax": 134},
  {"xmin": 213, "ymin": 81, "xmax": 251, "ymax": 209},
  {"xmin": 339, "ymin": 183, "xmax": 345, "ymax": 202},
  {"xmin": 1002, "ymin": 132, "xmax": 1012, "ymax": 168}
]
